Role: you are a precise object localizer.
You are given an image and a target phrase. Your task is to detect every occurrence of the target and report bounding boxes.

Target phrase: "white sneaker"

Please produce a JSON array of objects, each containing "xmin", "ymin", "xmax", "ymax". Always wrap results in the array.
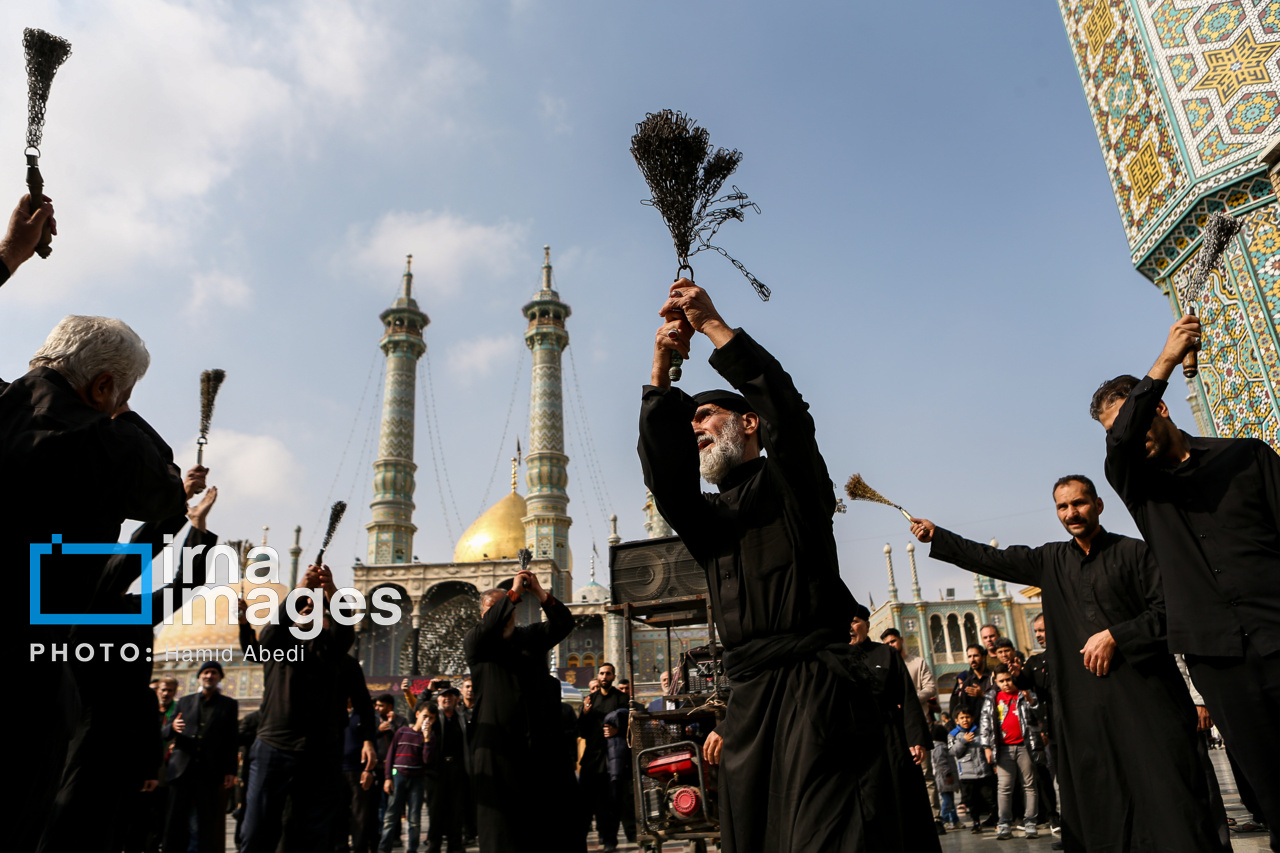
[
  {"xmin": 996, "ymin": 824, "xmax": 1012, "ymax": 840},
  {"xmin": 1024, "ymin": 821, "xmax": 1039, "ymax": 838}
]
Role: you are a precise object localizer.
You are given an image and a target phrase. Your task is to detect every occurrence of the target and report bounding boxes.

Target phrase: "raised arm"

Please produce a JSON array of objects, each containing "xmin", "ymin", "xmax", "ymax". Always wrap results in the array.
[
  {"xmin": 914, "ymin": 522, "xmax": 1044, "ymax": 587},
  {"xmin": 708, "ymin": 329, "xmax": 835, "ymax": 516},
  {"xmin": 638, "ymin": 382, "xmax": 718, "ymax": 555}
]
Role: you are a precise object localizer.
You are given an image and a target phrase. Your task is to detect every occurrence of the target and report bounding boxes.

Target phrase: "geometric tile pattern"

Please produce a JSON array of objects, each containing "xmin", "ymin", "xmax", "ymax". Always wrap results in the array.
[
  {"xmin": 522, "ymin": 250, "xmax": 573, "ymax": 568},
  {"xmin": 367, "ymin": 268, "xmax": 428, "ymax": 565},
  {"xmin": 1059, "ymin": 2, "xmax": 1280, "ymax": 448},
  {"xmin": 1225, "ymin": 88, "xmax": 1280, "ymax": 131},
  {"xmin": 1167, "ymin": 203, "xmax": 1280, "ymax": 448},
  {"xmin": 1184, "ymin": 96, "xmax": 1216, "ymax": 132},
  {"xmin": 1059, "ymin": 0, "xmax": 1280, "ymax": 250}
]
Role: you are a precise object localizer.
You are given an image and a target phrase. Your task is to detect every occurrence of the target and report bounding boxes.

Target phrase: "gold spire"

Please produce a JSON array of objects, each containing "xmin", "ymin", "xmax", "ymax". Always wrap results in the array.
[{"xmin": 510, "ymin": 455, "xmax": 519, "ymax": 493}]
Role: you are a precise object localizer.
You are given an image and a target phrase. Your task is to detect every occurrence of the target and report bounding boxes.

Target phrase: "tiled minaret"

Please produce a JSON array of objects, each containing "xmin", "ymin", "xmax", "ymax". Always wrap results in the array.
[
  {"xmin": 522, "ymin": 246, "xmax": 573, "ymax": 600},
  {"xmin": 1057, "ymin": 1, "xmax": 1279, "ymax": 448},
  {"xmin": 366, "ymin": 256, "xmax": 428, "ymax": 565}
]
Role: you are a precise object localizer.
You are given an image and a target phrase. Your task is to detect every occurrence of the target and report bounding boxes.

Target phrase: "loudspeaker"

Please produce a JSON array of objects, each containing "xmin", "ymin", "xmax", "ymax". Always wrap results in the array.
[{"xmin": 609, "ymin": 535, "xmax": 707, "ymax": 605}]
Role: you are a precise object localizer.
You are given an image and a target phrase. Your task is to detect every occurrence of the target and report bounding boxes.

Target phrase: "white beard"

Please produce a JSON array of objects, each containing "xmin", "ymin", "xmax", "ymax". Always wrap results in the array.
[{"xmin": 699, "ymin": 417, "xmax": 746, "ymax": 485}]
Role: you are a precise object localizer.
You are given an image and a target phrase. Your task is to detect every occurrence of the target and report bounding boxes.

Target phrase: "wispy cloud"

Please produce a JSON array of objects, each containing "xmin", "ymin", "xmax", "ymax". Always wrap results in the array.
[
  {"xmin": 446, "ymin": 334, "xmax": 519, "ymax": 378},
  {"xmin": 186, "ymin": 272, "xmax": 252, "ymax": 316},
  {"xmin": 345, "ymin": 210, "xmax": 529, "ymax": 299},
  {"xmin": 539, "ymin": 92, "xmax": 570, "ymax": 135}
]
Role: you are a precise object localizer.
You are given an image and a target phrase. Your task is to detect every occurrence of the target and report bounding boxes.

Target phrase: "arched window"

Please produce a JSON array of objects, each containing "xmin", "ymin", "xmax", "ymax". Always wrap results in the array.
[
  {"xmin": 963, "ymin": 612, "xmax": 979, "ymax": 648},
  {"xmin": 583, "ymin": 653, "xmax": 596, "ymax": 669},
  {"xmin": 567, "ymin": 655, "xmax": 579, "ymax": 668},
  {"xmin": 946, "ymin": 614, "xmax": 963, "ymax": 657},
  {"xmin": 930, "ymin": 614, "xmax": 947, "ymax": 655}
]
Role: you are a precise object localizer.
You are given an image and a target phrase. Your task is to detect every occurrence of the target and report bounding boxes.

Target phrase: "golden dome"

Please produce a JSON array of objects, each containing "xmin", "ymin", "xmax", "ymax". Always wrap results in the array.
[
  {"xmin": 154, "ymin": 579, "xmax": 290, "ymax": 651},
  {"xmin": 454, "ymin": 491, "xmax": 528, "ymax": 563}
]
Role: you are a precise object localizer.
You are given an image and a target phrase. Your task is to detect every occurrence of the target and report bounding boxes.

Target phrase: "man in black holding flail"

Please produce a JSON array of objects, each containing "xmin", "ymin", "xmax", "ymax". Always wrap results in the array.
[
  {"xmin": 910, "ymin": 475, "xmax": 1227, "ymax": 851},
  {"xmin": 638, "ymin": 280, "xmax": 938, "ymax": 853},
  {"xmin": 1093, "ymin": 314, "xmax": 1280, "ymax": 847}
]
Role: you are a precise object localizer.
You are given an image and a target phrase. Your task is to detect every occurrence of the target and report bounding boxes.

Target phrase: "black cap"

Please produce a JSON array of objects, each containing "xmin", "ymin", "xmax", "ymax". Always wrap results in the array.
[
  {"xmin": 197, "ymin": 660, "xmax": 224, "ymax": 676},
  {"xmin": 437, "ymin": 686, "xmax": 462, "ymax": 698},
  {"xmin": 851, "ymin": 603, "xmax": 871, "ymax": 621},
  {"xmin": 692, "ymin": 390, "xmax": 753, "ymax": 416}
]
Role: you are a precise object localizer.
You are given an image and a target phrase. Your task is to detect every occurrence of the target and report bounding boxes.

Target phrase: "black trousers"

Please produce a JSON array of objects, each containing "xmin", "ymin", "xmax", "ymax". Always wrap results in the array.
[
  {"xmin": 611, "ymin": 777, "xmax": 636, "ymax": 843},
  {"xmin": 579, "ymin": 768, "xmax": 619, "ymax": 847},
  {"xmin": 164, "ymin": 771, "xmax": 225, "ymax": 853},
  {"xmin": 338, "ymin": 770, "xmax": 380, "ymax": 853},
  {"xmin": 425, "ymin": 760, "xmax": 467, "ymax": 853},
  {"xmin": 960, "ymin": 777, "xmax": 996, "ymax": 825},
  {"xmin": 1187, "ymin": 639, "xmax": 1280, "ymax": 851}
]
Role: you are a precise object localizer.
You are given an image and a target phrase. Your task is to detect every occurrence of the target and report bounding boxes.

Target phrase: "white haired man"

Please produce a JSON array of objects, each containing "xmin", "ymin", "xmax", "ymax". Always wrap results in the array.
[{"xmin": 2, "ymin": 314, "xmax": 194, "ymax": 850}]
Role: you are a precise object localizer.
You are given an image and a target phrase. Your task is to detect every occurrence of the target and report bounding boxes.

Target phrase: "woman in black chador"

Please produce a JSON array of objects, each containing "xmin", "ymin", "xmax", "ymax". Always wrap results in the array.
[{"xmin": 638, "ymin": 281, "xmax": 938, "ymax": 853}]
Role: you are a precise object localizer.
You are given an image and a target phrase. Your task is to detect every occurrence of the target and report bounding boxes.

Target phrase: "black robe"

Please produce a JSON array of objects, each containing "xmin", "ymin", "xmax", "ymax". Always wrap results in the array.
[
  {"xmin": 929, "ymin": 527, "xmax": 1228, "ymax": 853},
  {"xmin": 463, "ymin": 592, "xmax": 580, "ymax": 853},
  {"xmin": 638, "ymin": 330, "xmax": 939, "ymax": 853}
]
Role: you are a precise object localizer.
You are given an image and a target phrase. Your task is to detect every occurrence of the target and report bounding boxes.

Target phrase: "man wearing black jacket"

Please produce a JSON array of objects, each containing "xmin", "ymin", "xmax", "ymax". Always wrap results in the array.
[
  {"xmin": 1093, "ymin": 314, "xmax": 1280, "ymax": 845},
  {"xmin": 911, "ymin": 474, "xmax": 1227, "ymax": 852},
  {"xmin": 2, "ymin": 313, "xmax": 189, "ymax": 851},
  {"xmin": 163, "ymin": 660, "xmax": 239, "ymax": 853},
  {"xmin": 578, "ymin": 662, "xmax": 627, "ymax": 851},
  {"xmin": 463, "ymin": 568, "xmax": 578, "ymax": 853},
  {"xmin": 639, "ymin": 281, "xmax": 937, "ymax": 853},
  {"xmin": 239, "ymin": 565, "xmax": 377, "ymax": 853}
]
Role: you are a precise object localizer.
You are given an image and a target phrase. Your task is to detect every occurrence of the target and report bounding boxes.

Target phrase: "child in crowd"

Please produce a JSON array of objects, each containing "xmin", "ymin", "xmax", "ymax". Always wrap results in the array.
[
  {"xmin": 949, "ymin": 709, "xmax": 995, "ymax": 834},
  {"xmin": 380, "ymin": 700, "xmax": 437, "ymax": 853},
  {"xmin": 931, "ymin": 718, "xmax": 961, "ymax": 829},
  {"xmin": 980, "ymin": 663, "xmax": 1039, "ymax": 840}
]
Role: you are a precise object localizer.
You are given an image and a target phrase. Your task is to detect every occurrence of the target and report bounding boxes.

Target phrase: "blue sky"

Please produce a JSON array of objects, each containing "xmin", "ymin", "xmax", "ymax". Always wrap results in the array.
[{"xmin": 1, "ymin": 0, "xmax": 1194, "ymax": 605}]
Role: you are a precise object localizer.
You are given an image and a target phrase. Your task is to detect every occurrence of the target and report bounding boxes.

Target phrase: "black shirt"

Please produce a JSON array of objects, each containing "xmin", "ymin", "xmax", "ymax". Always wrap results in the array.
[
  {"xmin": 637, "ymin": 330, "xmax": 857, "ymax": 648},
  {"xmin": 1105, "ymin": 376, "xmax": 1280, "ymax": 656},
  {"xmin": 577, "ymin": 687, "xmax": 627, "ymax": 775},
  {"xmin": 440, "ymin": 712, "xmax": 464, "ymax": 761}
]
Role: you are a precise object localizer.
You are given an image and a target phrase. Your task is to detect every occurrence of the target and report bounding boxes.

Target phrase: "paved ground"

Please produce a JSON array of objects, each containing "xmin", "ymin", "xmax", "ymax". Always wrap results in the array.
[{"xmin": 223, "ymin": 748, "xmax": 1270, "ymax": 851}]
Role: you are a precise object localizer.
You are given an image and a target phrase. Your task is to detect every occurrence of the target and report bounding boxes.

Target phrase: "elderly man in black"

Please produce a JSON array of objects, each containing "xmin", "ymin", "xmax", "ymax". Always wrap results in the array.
[
  {"xmin": 2, "ymin": 311, "xmax": 193, "ymax": 852},
  {"xmin": 162, "ymin": 660, "xmax": 239, "ymax": 853},
  {"xmin": 463, "ymin": 568, "xmax": 578, "ymax": 853},
  {"xmin": 910, "ymin": 474, "xmax": 1228, "ymax": 852},
  {"xmin": 1093, "ymin": 314, "xmax": 1280, "ymax": 845},
  {"xmin": 638, "ymin": 281, "xmax": 936, "ymax": 853}
]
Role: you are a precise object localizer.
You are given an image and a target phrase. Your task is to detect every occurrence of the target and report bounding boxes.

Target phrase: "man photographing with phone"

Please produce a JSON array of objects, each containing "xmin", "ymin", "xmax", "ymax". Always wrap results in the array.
[{"xmin": 464, "ymin": 566, "xmax": 579, "ymax": 853}]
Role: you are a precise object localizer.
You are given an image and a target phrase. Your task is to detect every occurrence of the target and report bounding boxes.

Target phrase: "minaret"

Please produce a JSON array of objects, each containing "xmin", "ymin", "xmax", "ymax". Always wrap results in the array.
[
  {"xmin": 884, "ymin": 543, "xmax": 899, "ymax": 604},
  {"xmin": 607, "ymin": 514, "xmax": 622, "ymax": 547},
  {"xmin": 643, "ymin": 489, "xmax": 674, "ymax": 538},
  {"xmin": 522, "ymin": 246, "xmax": 573, "ymax": 596},
  {"xmin": 289, "ymin": 525, "xmax": 302, "ymax": 588},
  {"xmin": 366, "ymin": 256, "xmax": 428, "ymax": 565},
  {"xmin": 906, "ymin": 541, "xmax": 922, "ymax": 603}
]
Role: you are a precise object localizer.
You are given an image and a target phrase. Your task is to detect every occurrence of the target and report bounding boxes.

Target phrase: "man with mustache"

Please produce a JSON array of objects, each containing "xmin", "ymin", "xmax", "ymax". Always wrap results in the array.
[
  {"xmin": 909, "ymin": 475, "xmax": 1227, "ymax": 852},
  {"xmin": 1093, "ymin": 314, "xmax": 1280, "ymax": 848},
  {"xmin": 638, "ymin": 281, "xmax": 937, "ymax": 853}
]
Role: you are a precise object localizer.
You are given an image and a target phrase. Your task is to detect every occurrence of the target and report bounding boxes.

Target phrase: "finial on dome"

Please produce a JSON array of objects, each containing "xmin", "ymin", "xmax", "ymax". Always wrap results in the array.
[
  {"xmin": 589, "ymin": 551, "xmax": 596, "ymax": 583},
  {"xmin": 511, "ymin": 455, "xmax": 519, "ymax": 493},
  {"xmin": 261, "ymin": 526, "xmax": 269, "ymax": 546}
]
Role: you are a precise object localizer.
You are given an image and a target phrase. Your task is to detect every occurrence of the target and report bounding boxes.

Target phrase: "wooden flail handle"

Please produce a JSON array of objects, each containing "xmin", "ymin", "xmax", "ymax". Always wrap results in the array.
[
  {"xmin": 1182, "ymin": 309, "xmax": 1199, "ymax": 379},
  {"xmin": 26, "ymin": 154, "xmax": 53, "ymax": 259}
]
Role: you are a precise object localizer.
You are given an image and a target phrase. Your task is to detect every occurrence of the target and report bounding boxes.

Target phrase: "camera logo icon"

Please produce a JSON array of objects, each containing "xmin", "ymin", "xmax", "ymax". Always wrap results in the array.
[{"xmin": 29, "ymin": 534, "xmax": 153, "ymax": 626}]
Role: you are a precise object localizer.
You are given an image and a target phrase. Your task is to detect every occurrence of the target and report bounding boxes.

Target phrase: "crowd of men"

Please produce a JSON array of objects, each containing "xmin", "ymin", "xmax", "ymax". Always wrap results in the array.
[{"xmin": 7, "ymin": 190, "xmax": 1279, "ymax": 853}]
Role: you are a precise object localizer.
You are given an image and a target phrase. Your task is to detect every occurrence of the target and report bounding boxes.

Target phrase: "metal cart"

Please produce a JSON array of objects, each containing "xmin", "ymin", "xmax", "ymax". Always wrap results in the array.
[{"xmin": 607, "ymin": 595, "xmax": 726, "ymax": 853}]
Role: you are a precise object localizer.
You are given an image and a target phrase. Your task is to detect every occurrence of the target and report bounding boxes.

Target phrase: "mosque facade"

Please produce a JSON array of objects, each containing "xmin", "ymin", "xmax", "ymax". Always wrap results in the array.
[
  {"xmin": 866, "ymin": 542, "xmax": 1044, "ymax": 702},
  {"xmin": 1056, "ymin": 1, "xmax": 1280, "ymax": 448}
]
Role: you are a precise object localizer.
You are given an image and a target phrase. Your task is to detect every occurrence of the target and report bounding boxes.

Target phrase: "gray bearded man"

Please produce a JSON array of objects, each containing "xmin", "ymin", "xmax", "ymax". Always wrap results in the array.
[{"xmin": 637, "ymin": 280, "xmax": 939, "ymax": 853}]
